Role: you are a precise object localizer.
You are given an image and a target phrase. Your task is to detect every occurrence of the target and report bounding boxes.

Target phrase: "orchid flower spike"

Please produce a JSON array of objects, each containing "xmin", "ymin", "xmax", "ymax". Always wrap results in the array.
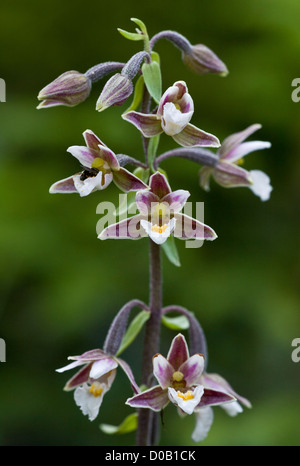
[
  {"xmin": 122, "ymin": 81, "xmax": 220, "ymax": 148},
  {"xmin": 49, "ymin": 130, "xmax": 148, "ymax": 197},
  {"xmin": 98, "ymin": 171, "xmax": 217, "ymax": 244},
  {"xmin": 199, "ymin": 124, "xmax": 272, "ymax": 201}
]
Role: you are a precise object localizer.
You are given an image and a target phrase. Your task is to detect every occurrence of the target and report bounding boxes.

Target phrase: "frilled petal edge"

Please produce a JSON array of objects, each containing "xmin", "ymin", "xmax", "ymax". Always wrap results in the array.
[{"xmin": 192, "ymin": 406, "xmax": 214, "ymax": 442}]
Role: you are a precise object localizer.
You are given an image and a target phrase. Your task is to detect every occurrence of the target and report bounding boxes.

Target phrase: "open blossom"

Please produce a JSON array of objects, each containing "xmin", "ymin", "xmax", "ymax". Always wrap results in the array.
[
  {"xmin": 49, "ymin": 130, "xmax": 147, "ymax": 197},
  {"xmin": 199, "ymin": 124, "xmax": 272, "ymax": 201},
  {"xmin": 56, "ymin": 349, "xmax": 139, "ymax": 421},
  {"xmin": 122, "ymin": 81, "xmax": 220, "ymax": 148},
  {"xmin": 126, "ymin": 334, "xmax": 235, "ymax": 415},
  {"xmin": 98, "ymin": 171, "xmax": 217, "ymax": 244}
]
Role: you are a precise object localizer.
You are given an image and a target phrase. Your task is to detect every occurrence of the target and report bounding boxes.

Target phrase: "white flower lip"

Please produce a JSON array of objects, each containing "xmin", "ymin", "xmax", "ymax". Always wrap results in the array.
[
  {"xmin": 73, "ymin": 171, "xmax": 113, "ymax": 197},
  {"xmin": 249, "ymin": 169, "xmax": 273, "ymax": 201},
  {"xmin": 161, "ymin": 102, "xmax": 193, "ymax": 136},
  {"xmin": 168, "ymin": 385, "xmax": 204, "ymax": 415},
  {"xmin": 140, "ymin": 218, "xmax": 176, "ymax": 245},
  {"xmin": 74, "ymin": 383, "xmax": 106, "ymax": 422}
]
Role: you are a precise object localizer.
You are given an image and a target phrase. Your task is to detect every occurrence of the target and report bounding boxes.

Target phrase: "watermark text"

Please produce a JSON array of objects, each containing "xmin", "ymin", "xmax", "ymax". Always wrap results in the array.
[
  {"xmin": 291, "ymin": 338, "xmax": 300, "ymax": 363},
  {"xmin": 291, "ymin": 78, "xmax": 300, "ymax": 103},
  {"xmin": 0, "ymin": 338, "xmax": 6, "ymax": 362},
  {"xmin": 0, "ymin": 78, "xmax": 6, "ymax": 102},
  {"xmin": 96, "ymin": 196, "xmax": 207, "ymax": 249}
]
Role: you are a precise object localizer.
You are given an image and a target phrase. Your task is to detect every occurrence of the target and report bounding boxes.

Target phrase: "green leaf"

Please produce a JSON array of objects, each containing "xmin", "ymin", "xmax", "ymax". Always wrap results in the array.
[
  {"xmin": 147, "ymin": 134, "xmax": 160, "ymax": 172},
  {"xmin": 117, "ymin": 28, "xmax": 144, "ymax": 41},
  {"xmin": 161, "ymin": 235, "xmax": 181, "ymax": 267},
  {"xmin": 133, "ymin": 167, "xmax": 150, "ymax": 184},
  {"xmin": 116, "ymin": 310, "xmax": 151, "ymax": 356},
  {"xmin": 100, "ymin": 412, "xmax": 138, "ymax": 435},
  {"xmin": 162, "ymin": 315, "xmax": 190, "ymax": 331},
  {"xmin": 124, "ymin": 75, "xmax": 145, "ymax": 113},
  {"xmin": 142, "ymin": 61, "xmax": 162, "ymax": 104},
  {"xmin": 151, "ymin": 51, "xmax": 161, "ymax": 65},
  {"xmin": 130, "ymin": 18, "xmax": 148, "ymax": 36}
]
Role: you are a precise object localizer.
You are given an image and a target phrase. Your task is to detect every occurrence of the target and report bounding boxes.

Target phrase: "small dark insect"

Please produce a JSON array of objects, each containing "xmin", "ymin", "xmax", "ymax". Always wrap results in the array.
[{"xmin": 80, "ymin": 167, "xmax": 99, "ymax": 181}]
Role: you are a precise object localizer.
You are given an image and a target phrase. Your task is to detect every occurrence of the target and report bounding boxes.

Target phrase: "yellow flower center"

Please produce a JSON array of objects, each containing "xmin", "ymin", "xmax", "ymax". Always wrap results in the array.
[
  {"xmin": 172, "ymin": 371, "xmax": 184, "ymax": 382},
  {"xmin": 152, "ymin": 224, "xmax": 168, "ymax": 234},
  {"xmin": 174, "ymin": 103, "xmax": 182, "ymax": 111},
  {"xmin": 89, "ymin": 382, "xmax": 104, "ymax": 397},
  {"xmin": 91, "ymin": 158, "xmax": 106, "ymax": 170},
  {"xmin": 236, "ymin": 158, "xmax": 244, "ymax": 166},
  {"xmin": 172, "ymin": 371, "xmax": 186, "ymax": 389},
  {"xmin": 177, "ymin": 390, "xmax": 194, "ymax": 401}
]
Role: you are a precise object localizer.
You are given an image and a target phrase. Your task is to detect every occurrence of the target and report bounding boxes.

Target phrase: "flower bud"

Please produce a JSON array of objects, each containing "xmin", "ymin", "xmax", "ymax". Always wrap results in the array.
[
  {"xmin": 37, "ymin": 70, "xmax": 92, "ymax": 108},
  {"xmin": 96, "ymin": 73, "xmax": 133, "ymax": 112},
  {"xmin": 182, "ymin": 44, "xmax": 228, "ymax": 76}
]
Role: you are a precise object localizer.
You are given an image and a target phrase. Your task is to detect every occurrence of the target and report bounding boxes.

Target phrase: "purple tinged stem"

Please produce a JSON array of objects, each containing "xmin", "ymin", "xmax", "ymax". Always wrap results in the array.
[
  {"xmin": 136, "ymin": 240, "xmax": 162, "ymax": 446},
  {"xmin": 149, "ymin": 30, "xmax": 192, "ymax": 53},
  {"xmin": 154, "ymin": 148, "xmax": 218, "ymax": 170},
  {"xmin": 116, "ymin": 154, "xmax": 148, "ymax": 169},
  {"xmin": 103, "ymin": 299, "xmax": 149, "ymax": 355},
  {"xmin": 85, "ymin": 62, "xmax": 125, "ymax": 83},
  {"xmin": 140, "ymin": 86, "xmax": 152, "ymax": 162},
  {"xmin": 121, "ymin": 51, "xmax": 151, "ymax": 80}
]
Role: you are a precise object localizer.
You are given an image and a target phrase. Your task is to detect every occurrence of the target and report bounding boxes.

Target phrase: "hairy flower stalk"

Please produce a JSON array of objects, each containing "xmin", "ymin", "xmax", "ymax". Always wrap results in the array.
[
  {"xmin": 37, "ymin": 62, "xmax": 125, "ymax": 109},
  {"xmin": 149, "ymin": 30, "xmax": 228, "ymax": 76},
  {"xmin": 154, "ymin": 147, "xmax": 219, "ymax": 171},
  {"xmin": 85, "ymin": 61, "xmax": 125, "ymax": 83}
]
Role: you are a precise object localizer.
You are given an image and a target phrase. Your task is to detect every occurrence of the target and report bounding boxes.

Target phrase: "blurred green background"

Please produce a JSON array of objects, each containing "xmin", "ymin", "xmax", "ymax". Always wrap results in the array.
[{"xmin": 0, "ymin": 0, "xmax": 299, "ymax": 446}]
